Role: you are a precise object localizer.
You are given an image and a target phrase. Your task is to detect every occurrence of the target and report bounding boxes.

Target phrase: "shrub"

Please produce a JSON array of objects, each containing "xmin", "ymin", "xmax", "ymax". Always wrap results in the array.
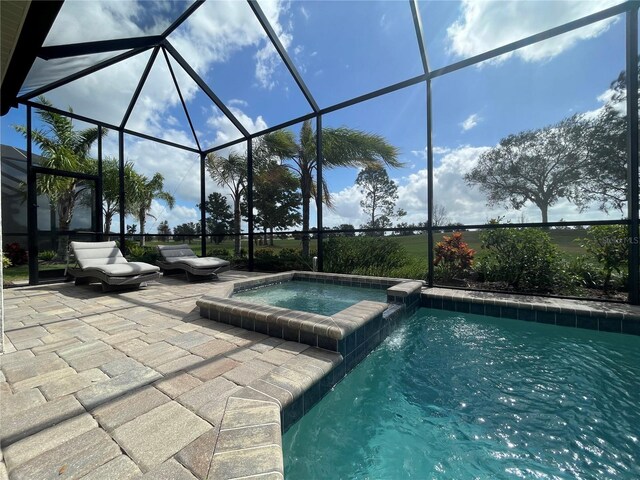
[
  {"xmin": 253, "ymin": 249, "xmax": 277, "ymax": 270},
  {"xmin": 566, "ymin": 256, "xmax": 607, "ymax": 290},
  {"xmin": 253, "ymin": 248, "xmax": 313, "ymax": 272},
  {"xmin": 323, "ymin": 236, "xmax": 409, "ymax": 277},
  {"xmin": 126, "ymin": 244, "xmax": 159, "ymax": 264},
  {"xmin": 3, "ymin": 243, "xmax": 28, "ymax": 266},
  {"xmin": 434, "ymin": 232, "xmax": 474, "ymax": 281},
  {"xmin": 477, "ymin": 227, "xmax": 566, "ymax": 292},
  {"xmin": 579, "ymin": 225, "xmax": 629, "ymax": 292},
  {"xmin": 38, "ymin": 250, "xmax": 57, "ymax": 262},
  {"xmin": 2, "ymin": 253, "xmax": 11, "ymax": 269},
  {"xmin": 206, "ymin": 248, "xmax": 232, "ymax": 260},
  {"xmin": 386, "ymin": 258, "xmax": 428, "ymax": 280}
]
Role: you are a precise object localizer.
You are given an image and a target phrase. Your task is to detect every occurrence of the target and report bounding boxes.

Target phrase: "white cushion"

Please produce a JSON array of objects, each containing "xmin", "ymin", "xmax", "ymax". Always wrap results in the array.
[
  {"xmin": 70, "ymin": 241, "xmax": 128, "ymax": 268},
  {"xmin": 165, "ymin": 257, "xmax": 229, "ymax": 268},
  {"xmin": 87, "ymin": 262, "xmax": 160, "ymax": 277}
]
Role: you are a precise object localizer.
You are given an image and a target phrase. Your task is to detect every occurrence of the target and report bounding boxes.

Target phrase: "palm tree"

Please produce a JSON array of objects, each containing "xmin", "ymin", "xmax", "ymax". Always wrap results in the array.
[
  {"xmin": 205, "ymin": 151, "xmax": 247, "ymax": 256},
  {"xmin": 84, "ymin": 157, "xmax": 138, "ymax": 240},
  {"xmin": 14, "ymin": 97, "xmax": 106, "ymax": 259},
  {"xmin": 261, "ymin": 120, "xmax": 401, "ymax": 256},
  {"xmin": 129, "ymin": 172, "xmax": 175, "ymax": 246}
]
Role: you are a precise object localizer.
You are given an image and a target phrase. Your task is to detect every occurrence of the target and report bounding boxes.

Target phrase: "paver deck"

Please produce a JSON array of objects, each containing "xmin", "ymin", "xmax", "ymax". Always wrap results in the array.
[{"xmin": 0, "ymin": 271, "xmax": 310, "ymax": 480}]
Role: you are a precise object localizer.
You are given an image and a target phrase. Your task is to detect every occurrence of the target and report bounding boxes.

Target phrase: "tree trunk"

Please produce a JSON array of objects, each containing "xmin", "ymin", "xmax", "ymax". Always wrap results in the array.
[
  {"xmin": 269, "ymin": 227, "xmax": 274, "ymax": 246},
  {"xmin": 301, "ymin": 177, "xmax": 311, "ymax": 258},
  {"xmin": 233, "ymin": 197, "xmax": 241, "ymax": 256},
  {"xmin": 139, "ymin": 208, "xmax": 146, "ymax": 247},
  {"xmin": 104, "ymin": 212, "xmax": 112, "ymax": 241},
  {"xmin": 56, "ymin": 192, "xmax": 75, "ymax": 261},
  {"xmin": 540, "ymin": 203, "xmax": 548, "ymax": 224}
]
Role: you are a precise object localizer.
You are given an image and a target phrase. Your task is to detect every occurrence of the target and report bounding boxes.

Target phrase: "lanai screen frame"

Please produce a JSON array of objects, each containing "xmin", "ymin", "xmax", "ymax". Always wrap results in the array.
[{"xmin": 13, "ymin": 0, "xmax": 640, "ymax": 304}]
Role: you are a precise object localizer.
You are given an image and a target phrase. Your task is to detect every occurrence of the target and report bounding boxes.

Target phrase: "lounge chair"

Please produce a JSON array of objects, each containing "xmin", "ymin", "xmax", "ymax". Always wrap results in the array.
[
  {"xmin": 156, "ymin": 244, "xmax": 230, "ymax": 281},
  {"xmin": 66, "ymin": 241, "xmax": 160, "ymax": 292}
]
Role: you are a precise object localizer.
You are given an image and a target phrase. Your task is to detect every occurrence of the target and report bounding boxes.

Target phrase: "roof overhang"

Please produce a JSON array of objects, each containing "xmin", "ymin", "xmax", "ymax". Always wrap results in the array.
[{"xmin": 0, "ymin": 0, "xmax": 63, "ymax": 116}]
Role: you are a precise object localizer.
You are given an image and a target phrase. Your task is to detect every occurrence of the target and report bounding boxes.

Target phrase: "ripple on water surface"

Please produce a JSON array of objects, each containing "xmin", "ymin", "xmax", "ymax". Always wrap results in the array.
[{"xmin": 283, "ymin": 309, "xmax": 640, "ymax": 479}]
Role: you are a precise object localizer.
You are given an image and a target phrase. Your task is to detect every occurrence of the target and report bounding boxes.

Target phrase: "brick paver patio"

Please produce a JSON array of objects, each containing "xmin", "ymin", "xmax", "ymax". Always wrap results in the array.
[{"xmin": 0, "ymin": 271, "xmax": 322, "ymax": 479}]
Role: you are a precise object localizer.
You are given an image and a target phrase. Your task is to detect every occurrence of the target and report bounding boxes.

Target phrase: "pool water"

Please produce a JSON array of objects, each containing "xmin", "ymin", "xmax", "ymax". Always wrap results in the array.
[
  {"xmin": 284, "ymin": 309, "xmax": 640, "ymax": 479},
  {"xmin": 233, "ymin": 280, "xmax": 386, "ymax": 316}
]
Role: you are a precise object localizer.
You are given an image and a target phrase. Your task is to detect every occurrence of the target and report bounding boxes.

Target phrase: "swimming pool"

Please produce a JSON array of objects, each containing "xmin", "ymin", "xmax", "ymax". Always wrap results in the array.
[
  {"xmin": 284, "ymin": 308, "xmax": 640, "ymax": 479},
  {"xmin": 233, "ymin": 280, "xmax": 387, "ymax": 316}
]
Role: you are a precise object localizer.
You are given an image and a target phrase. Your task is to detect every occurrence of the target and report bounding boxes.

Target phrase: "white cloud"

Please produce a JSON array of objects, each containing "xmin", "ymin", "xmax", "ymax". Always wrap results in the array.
[
  {"xmin": 125, "ymin": 141, "xmax": 201, "ymax": 203},
  {"xmin": 447, "ymin": 0, "xmax": 621, "ymax": 64},
  {"xmin": 228, "ymin": 99, "xmax": 248, "ymax": 107},
  {"xmin": 323, "ymin": 185, "xmax": 367, "ymax": 228},
  {"xmin": 207, "ymin": 105, "xmax": 267, "ymax": 143},
  {"xmin": 461, "ymin": 113, "xmax": 481, "ymax": 131},
  {"xmin": 577, "ymin": 81, "xmax": 625, "ymax": 121},
  {"xmin": 146, "ymin": 200, "xmax": 200, "ymax": 232},
  {"xmin": 168, "ymin": 0, "xmax": 292, "ymax": 89},
  {"xmin": 300, "ymin": 6, "xmax": 310, "ymax": 21},
  {"xmin": 380, "ymin": 13, "xmax": 388, "ymax": 30},
  {"xmin": 396, "ymin": 171, "xmax": 428, "ymax": 225},
  {"xmin": 411, "ymin": 148, "xmax": 427, "ymax": 160},
  {"xmin": 433, "ymin": 146, "xmax": 451, "ymax": 155},
  {"xmin": 596, "ymin": 86, "xmax": 626, "ymax": 115},
  {"xmin": 431, "ymin": 145, "xmax": 495, "ymax": 224},
  {"xmin": 43, "ymin": 0, "xmax": 146, "ymax": 45}
]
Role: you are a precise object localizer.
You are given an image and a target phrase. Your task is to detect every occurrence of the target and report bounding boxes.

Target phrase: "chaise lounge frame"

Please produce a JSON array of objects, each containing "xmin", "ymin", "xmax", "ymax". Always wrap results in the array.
[{"xmin": 156, "ymin": 244, "xmax": 230, "ymax": 282}]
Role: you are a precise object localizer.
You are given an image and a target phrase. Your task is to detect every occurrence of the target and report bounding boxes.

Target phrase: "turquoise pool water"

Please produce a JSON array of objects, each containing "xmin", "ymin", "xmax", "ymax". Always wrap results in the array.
[
  {"xmin": 284, "ymin": 309, "xmax": 640, "ymax": 479},
  {"xmin": 233, "ymin": 280, "xmax": 386, "ymax": 316}
]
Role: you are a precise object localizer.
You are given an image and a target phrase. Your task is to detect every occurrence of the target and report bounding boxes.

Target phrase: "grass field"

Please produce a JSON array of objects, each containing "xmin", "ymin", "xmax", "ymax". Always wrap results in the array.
[
  {"xmin": 148, "ymin": 228, "xmax": 589, "ymax": 257},
  {"xmin": 2, "ymin": 228, "xmax": 590, "ymax": 284}
]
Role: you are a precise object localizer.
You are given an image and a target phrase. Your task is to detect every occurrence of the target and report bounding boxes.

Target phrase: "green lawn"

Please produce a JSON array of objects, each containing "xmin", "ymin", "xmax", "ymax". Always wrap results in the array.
[
  {"xmin": 427, "ymin": 228, "xmax": 588, "ymax": 256},
  {"xmin": 3, "ymin": 263, "xmax": 67, "ymax": 284},
  {"xmin": 135, "ymin": 228, "xmax": 590, "ymax": 258}
]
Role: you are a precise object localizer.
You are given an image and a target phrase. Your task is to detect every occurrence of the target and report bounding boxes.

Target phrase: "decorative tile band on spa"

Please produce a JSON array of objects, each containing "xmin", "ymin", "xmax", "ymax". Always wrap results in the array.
[{"xmin": 422, "ymin": 288, "xmax": 640, "ymax": 336}]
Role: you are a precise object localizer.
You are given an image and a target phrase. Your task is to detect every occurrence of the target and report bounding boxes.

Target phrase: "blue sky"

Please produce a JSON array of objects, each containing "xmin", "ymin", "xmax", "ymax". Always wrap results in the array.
[{"xmin": 0, "ymin": 0, "xmax": 632, "ymax": 232}]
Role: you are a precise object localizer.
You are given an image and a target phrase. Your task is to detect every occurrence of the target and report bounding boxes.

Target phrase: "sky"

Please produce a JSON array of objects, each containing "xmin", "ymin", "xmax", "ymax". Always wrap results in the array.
[{"xmin": 0, "ymin": 0, "xmax": 633, "ymax": 234}]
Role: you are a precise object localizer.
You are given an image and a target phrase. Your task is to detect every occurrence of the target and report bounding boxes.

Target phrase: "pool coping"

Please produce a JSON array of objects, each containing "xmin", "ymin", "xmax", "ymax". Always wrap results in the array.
[
  {"xmin": 422, "ymin": 287, "xmax": 640, "ymax": 335},
  {"xmin": 197, "ymin": 271, "xmax": 423, "ymax": 479}
]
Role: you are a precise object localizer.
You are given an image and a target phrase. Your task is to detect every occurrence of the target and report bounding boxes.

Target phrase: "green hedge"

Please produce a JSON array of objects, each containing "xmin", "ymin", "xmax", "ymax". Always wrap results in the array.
[
  {"xmin": 323, "ymin": 236, "xmax": 411, "ymax": 277},
  {"xmin": 475, "ymin": 227, "xmax": 569, "ymax": 293}
]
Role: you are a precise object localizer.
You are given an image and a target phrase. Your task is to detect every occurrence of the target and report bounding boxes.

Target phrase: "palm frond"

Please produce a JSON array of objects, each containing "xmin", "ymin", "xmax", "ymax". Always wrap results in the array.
[{"xmin": 322, "ymin": 127, "xmax": 402, "ymax": 169}]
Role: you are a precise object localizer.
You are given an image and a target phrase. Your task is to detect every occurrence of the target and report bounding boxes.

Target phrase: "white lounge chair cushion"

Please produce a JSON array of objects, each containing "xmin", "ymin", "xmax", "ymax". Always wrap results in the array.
[
  {"xmin": 70, "ymin": 241, "xmax": 129, "ymax": 268},
  {"xmin": 157, "ymin": 245, "xmax": 197, "ymax": 259},
  {"xmin": 163, "ymin": 257, "xmax": 229, "ymax": 268},
  {"xmin": 88, "ymin": 262, "xmax": 160, "ymax": 277}
]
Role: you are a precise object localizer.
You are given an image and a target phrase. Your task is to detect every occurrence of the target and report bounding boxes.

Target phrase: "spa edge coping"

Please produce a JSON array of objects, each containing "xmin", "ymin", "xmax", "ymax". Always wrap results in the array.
[
  {"xmin": 196, "ymin": 271, "xmax": 423, "ymax": 341},
  {"xmin": 422, "ymin": 287, "xmax": 640, "ymax": 320}
]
